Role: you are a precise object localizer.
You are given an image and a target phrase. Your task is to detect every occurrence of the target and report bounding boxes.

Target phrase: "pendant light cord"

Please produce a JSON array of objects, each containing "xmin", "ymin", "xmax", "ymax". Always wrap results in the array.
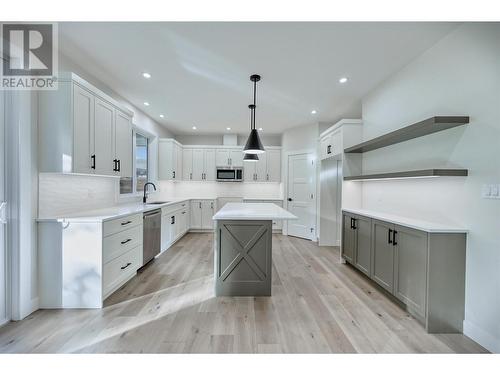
[{"xmin": 253, "ymin": 79, "xmax": 257, "ymax": 130}]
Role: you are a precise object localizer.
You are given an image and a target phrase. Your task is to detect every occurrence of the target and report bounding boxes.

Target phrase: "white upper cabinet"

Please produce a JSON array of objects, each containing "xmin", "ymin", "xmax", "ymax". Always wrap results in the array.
[
  {"xmin": 204, "ymin": 149, "xmax": 216, "ymax": 181},
  {"xmin": 266, "ymin": 149, "xmax": 281, "ymax": 182},
  {"xmin": 182, "ymin": 149, "xmax": 193, "ymax": 180},
  {"xmin": 158, "ymin": 139, "xmax": 183, "ymax": 181},
  {"xmin": 94, "ymin": 97, "xmax": 115, "ymax": 176},
  {"xmin": 38, "ymin": 73, "xmax": 134, "ymax": 176},
  {"xmin": 192, "ymin": 149, "xmax": 204, "ymax": 180},
  {"xmin": 114, "ymin": 110, "xmax": 133, "ymax": 178},
  {"xmin": 72, "ymin": 84, "xmax": 94, "ymax": 174},
  {"xmin": 243, "ymin": 148, "xmax": 281, "ymax": 182},
  {"xmin": 216, "ymin": 148, "xmax": 243, "ymax": 167}
]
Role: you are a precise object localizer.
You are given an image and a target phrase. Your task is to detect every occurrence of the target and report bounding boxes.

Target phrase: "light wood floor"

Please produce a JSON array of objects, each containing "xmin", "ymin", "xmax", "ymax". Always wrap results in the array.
[{"xmin": 0, "ymin": 233, "xmax": 488, "ymax": 353}]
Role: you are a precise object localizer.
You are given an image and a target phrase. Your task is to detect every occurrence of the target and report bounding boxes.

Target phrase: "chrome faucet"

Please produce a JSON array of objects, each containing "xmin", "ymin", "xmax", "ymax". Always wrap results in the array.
[{"xmin": 143, "ymin": 182, "xmax": 157, "ymax": 203}]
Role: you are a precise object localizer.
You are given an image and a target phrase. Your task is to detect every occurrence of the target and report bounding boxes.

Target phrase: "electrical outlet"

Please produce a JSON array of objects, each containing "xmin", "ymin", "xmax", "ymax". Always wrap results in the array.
[{"xmin": 482, "ymin": 184, "xmax": 500, "ymax": 199}]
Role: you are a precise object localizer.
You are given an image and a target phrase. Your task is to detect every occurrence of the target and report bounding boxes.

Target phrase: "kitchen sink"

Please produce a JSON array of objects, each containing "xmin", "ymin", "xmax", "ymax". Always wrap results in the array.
[{"xmin": 146, "ymin": 201, "xmax": 170, "ymax": 205}]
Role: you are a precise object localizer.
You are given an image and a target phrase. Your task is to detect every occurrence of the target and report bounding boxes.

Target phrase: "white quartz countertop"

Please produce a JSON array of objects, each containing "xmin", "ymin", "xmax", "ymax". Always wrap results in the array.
[
  {"xmin": 213, "ymin": 203, "xmax": 297, "ymax": 221},
  {"xmin": 342, "ymin": 208, "xmax": 468, "ymax": 233},
  {"xmin": 37, "ymin": 198, "xmax": 194, "ymax": 223}
]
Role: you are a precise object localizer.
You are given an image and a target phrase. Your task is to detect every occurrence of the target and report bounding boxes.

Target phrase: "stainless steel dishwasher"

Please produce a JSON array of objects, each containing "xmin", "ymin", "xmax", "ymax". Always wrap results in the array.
[{"xmin": 142, "ymin": 209, "xmax": 161, "ymax": 266}]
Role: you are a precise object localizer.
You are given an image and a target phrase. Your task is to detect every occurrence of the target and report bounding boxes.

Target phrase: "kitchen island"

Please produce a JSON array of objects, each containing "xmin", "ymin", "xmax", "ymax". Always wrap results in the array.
[{"xmin": 212, "ymin": 202, "xmax": 297, "ymax": 296}]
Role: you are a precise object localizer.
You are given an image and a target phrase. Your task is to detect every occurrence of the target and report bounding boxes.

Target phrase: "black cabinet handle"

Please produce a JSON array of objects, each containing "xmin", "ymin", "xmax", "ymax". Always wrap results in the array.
[
  {"xmin": 117, "ymin": 159, "xmax": 121, "ymax": 172},
  {"xmin": 352, "ymin": 218, "xmax": 357, "ymax": 230},
  {"xmin": 112, "ymin": 159, "xmax": 117, "ymax": 171},
  {"xmin": 287, "ymin": 198, "xmax": 293, "ymax": 202},
  {"xmin": 171, "ymin": 216, "xmax": 175, "ymax": 225},
  {"xmin": 120, "ymin": 262, "xmax": 132, "ymax": 270},
  {"xmin": 327, "ymin": 145, "xmax": 332, "ymax": 154},
  {"xmin": 91, "ymin": 154, "xmax": 96, "ymax": 169},
  {"xmin": 388, "ymin": 229, "xmax": 393, "ymax": 244},
  {"xmin": 393, "ymin": 230, "xmax": 398, "ymax": 246},
  {"xmin": 121, "ymin": 238, "xmax": 132, "ymax": 245},
  {"xmin": 121, "ymin": 220, "xmax": 132, "ymax": 226},
  {"xmin": 172, "ymin": 171, "xmax": 176, "ymax": 179}
]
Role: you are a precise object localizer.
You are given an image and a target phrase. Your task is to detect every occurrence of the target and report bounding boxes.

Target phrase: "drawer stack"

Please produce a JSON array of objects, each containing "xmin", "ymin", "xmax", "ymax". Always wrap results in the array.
[{"xmin": 102, "ymin": 213, "xmax": 143, "ymax": 298}]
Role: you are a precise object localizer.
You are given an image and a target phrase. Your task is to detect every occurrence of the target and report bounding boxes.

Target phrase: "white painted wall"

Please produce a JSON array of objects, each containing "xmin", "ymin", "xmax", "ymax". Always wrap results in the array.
[{"xmin": 358, "ymin": 23, "xmax": 500, "ymax": 352}]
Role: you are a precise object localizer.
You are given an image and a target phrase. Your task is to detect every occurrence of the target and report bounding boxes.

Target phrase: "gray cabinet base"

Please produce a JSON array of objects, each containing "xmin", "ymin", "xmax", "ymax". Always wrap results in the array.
[{"xmin": 215, "ymin": 220, "xmax": 272, "ymax": 296}]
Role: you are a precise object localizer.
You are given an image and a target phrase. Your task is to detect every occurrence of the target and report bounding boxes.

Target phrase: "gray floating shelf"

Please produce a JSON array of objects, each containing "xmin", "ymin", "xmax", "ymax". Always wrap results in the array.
[
  {"xmin": 344, "ymin": 169, "xmax": 468, "ymax": 181},
  {"xmin": 344, "ymin": 116, "xmax": 469, "ymax": 153}
]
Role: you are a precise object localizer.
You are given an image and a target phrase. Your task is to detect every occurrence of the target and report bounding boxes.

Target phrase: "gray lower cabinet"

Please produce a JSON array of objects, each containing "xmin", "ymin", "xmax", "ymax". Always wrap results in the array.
[
  {"xmin": 371, "ymin": 219, "xmax": 395, "ymax": 293},
  {"xmin": 341, "ymin": 213, "xmax": 372, "ymax": 276},
  {"xmin": 393, "ymin": 224, "xmax": 428, "ymax": 319},
  {"xmin": 341, "ymin": 210, "xmax": 466, "ymax": 334}
]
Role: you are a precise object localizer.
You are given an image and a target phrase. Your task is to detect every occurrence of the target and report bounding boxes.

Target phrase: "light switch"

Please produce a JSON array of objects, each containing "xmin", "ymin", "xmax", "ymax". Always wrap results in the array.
[
  {"xmin": 481, "ymin": 184, "xmax": 491, "ymax": 198},
  {"xmin": 491, "ymin": 184, "xmax": 499, "ymax": 197}
]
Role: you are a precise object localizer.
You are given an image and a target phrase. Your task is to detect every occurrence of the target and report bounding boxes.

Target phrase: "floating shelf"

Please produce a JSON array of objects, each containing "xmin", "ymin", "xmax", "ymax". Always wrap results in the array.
[
  {"xmin": 344, "ymin": 116, "xmax": 469, "ymax": 153},
  {"xmin": 344, "ymin": 169, "xmax": 468, "ymax": 181}
]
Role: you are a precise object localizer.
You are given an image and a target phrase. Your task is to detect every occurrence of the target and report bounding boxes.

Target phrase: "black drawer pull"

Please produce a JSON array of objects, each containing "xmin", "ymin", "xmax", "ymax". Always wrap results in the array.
[
  {"xmin": 121, "ymin": 238, "xmax": 132, "ymax": 245},
  {"xmin": 91, "ymin": 154, "xmax": 96, "ymax": 169},
  {"xmin": 121, "ymin": 220, "xmax": 132, "ymax": 226},
  {"xmin": 388, "ymin": 229, "xmax": 393, "ymax": 244},
  {"xmin": 352, "ymin": 219, "xmax": 357, "ymax": 230},
  {"xmin": 393, "ymin": 230, "xmax": 398, "ymax": 246},
  {"xmin": 121, "ymin": 262, "xmax": 132, "ymax": 270}
]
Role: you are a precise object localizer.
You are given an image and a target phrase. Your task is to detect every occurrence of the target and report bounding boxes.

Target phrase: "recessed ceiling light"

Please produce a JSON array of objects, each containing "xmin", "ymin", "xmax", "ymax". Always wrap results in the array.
[
  {"xmin": 311, "ymin": 110, "xmax": 317, "ymax": 115},
  {"xmin": 142, "ymin": 72, "xmax": 151, "ymax": 79},
  {"xmin": 258, "ymin": 127, "xmax": 263, "ymax": 131},
  {"xmin": 192, "ymin": 126, "xmax": 197, "ymax": 130},
  {"xmin": 144, "ymin": 102, "xmax": 150, "ymax": 106},
  {"xmin": 159, "ymin": 114, "xmax": 164, "ymax": 118},
  {"xmin": 226, "ymin": 127, "xmax": 231, "ymax": 131},
  {"xmin": 339, "ymin": 77, "xmax": 348, "ymax": 83}
]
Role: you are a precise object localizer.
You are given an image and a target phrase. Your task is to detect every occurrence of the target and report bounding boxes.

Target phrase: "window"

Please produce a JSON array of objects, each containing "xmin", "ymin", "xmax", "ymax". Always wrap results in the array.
[{"xmin": 135, "ymin": 133, "xmax": 149, "ymax": 192}]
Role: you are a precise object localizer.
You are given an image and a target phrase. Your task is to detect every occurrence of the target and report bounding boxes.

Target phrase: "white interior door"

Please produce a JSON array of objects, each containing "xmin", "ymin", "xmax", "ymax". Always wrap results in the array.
[
  {"xmin": 287, "ymin": 153, "xmax": 315, "ymax": 240},
  {"xmin": 0, "ymin": 89, "xmax": 7, "ymax": 325}
]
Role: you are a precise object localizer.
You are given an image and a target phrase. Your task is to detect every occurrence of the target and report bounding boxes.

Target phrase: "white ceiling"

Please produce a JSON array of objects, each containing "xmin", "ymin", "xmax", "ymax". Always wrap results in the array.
[{"xmin": 59, "ymin": 22, "xmax": 457, "ymax": 135}]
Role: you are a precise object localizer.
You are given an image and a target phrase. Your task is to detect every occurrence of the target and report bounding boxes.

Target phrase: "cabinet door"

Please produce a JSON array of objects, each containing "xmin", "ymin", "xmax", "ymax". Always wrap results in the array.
[
  {"xmin": 161, "ymin": 214, "xmax": 172, "ymax": 251},
  {"xmin": 201, "ymin": 200, "xmax": 215, "ymax": 230},
  {"xmin": 341, "ymin": 214, "xmax": 355, "ymax": 263},
  {"xmin": 190, "ymin": 201, "xmax": 203, "ymax": 229},
  {"xmin": 216, "ymin": 149, "xmax": 230, "ymax": 167},
  {"xmin": 266, "ymin": 149, "xmax": 281, "ymax": 182},
  {"xmin": 176, "ymin": 144, "xmax": 183, "ymax": 181},
  {"xmin": 203, "ymin": 149, "xmax": 216, "ymax": 181},
  {"xmin": 353, "ymin": 215, "xmax": 372, "ymax": 276},
  {"xmin": 158, "ymin": 140, "xmax": 174, "ymax": 180},
  {"xmin": 331, "ymin": 130, "xmax": 342, "ymax": 157},
  {"xmin": 192, "ymin": 149, "xmax": 204, "ymax": 180},
  {"xmin": 114, "ymin": 110, "xmax": 132, "ymax": 178},
  {"xmin": 72, "ymin": 84, "xmax": 94, "ymax": 174},
  {"xmin": 255, "ymin": 152, "xmax": 267, "ymax": 181},
  {"xmin": 182, "ymin": 149, "xmax": 193, "ymax": 180},
  {"xmin": 229, "ymin": 149, "xmax": 243, "ymax": 167},
  {"xmin": 394, "ymin": 225, "xmax": 428, "ymax": 318},
  {"xmin": 168, "ymin": 214, "xmax": 177, "ymax": 242},
  {"xmin": 320, "ymin": 135, "xmax": 331, "ymax": 160},
  {"xmin": 243, "ymin": 161, "xmax": 256, "ymax": 181},
  {"xmin": 94, "ymin": 98, "xmax": 115, "ymax": 175},
  {"xmin": 371, "ymin": 219, "xmax": 395, "ymax": 293}
]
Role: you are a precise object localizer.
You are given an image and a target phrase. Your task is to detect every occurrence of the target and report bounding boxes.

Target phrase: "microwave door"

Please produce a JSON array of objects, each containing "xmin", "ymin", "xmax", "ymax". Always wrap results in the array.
[{"xmin": 217, "ymin": 169, "xmax": 235, "ymax": 180}]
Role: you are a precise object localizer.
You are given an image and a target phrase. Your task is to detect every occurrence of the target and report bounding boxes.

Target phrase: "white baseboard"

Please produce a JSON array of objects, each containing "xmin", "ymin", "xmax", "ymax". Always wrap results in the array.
[{"xmin": 463, "ymin": 319, "xmax": 499, "ymax": 353}]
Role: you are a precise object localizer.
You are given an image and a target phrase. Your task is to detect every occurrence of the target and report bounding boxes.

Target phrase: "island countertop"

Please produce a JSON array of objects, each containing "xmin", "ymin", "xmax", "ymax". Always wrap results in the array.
[{"xmin": 213, "ymin": 202, "xmax": 297, "ymax": 221}]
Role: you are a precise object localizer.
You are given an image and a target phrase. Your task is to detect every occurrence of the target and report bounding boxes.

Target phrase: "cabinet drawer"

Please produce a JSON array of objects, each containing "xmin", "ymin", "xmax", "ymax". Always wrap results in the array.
[
  {"xmin": 103, "ymin": 225, "xmax": 143, "ymax": 264},
  {"xmin": 103, "ymin": 245, "xmax": 142, "ymax": 297},
  {"xmin": 103, "ymin": 213, "xmax": 142, "ymax": 237},
  {"xmin": 162, "ymin": 201, "xmax": 188, "ymax": 216}
]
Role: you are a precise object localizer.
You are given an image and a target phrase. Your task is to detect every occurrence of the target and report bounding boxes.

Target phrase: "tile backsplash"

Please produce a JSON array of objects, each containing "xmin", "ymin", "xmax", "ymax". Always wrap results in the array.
[{"xmin": 38, "ymin": 173, "xmax": 119, "ymax": 218}]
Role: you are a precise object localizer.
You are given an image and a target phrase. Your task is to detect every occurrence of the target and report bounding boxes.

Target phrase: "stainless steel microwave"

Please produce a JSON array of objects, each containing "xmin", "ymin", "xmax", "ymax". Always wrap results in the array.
[{"xmin": 216, "ymin": 167, "xmax": 243, "ymax": 182}]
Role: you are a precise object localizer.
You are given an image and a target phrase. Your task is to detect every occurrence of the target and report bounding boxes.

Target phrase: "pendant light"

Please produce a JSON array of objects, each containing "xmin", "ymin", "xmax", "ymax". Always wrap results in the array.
[
  {"xmin": 243, "ymin": 74, "xmax": 265, "ymax": 154},
  {"xmin": 244, "ymin": 104, "xmax": 259, "ymax": 161}
]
